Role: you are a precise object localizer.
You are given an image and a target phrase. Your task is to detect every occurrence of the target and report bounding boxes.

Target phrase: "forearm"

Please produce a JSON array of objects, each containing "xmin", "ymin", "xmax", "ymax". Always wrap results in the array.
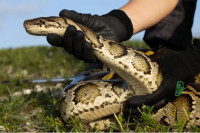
[{"xmin": 120, "ymin": 0, "xmax": 179, "ymax": 34}]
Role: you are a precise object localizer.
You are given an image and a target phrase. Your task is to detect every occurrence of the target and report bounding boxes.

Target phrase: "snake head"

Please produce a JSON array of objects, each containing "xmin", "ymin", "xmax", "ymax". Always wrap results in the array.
[{"xmin": 23, "ymin": 16, "xmax": 66, "ymax": 36}]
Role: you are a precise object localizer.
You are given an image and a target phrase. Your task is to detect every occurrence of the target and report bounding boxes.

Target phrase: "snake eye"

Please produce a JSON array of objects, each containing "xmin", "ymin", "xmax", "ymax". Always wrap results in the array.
[
  {"xmin": 35, "ymin": 20, "xmax": 45, "ymax": 26},
  {"xmin": 35, "ymin": 21, "xmax": 40, "ymax": 25}
]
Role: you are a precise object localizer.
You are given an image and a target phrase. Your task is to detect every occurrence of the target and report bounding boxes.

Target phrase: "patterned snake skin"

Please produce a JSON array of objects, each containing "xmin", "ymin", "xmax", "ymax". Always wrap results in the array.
[
  {"xmin": 24, "ymin": 16, "xmax": 200, "ymax": 129},
  {"xmin": 152, "ymin": 83, "xmax": 200, "ymax": 128}
]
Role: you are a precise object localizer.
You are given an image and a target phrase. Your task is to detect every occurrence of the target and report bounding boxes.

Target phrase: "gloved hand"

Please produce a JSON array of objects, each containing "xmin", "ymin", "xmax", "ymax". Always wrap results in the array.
[
  {"xmin": 124, "ymin": 39, "xmax": 200, "ymax": 114},
  {"xmin": 47, "ymin": 9, "xmax": 133, "ymax": 63}
]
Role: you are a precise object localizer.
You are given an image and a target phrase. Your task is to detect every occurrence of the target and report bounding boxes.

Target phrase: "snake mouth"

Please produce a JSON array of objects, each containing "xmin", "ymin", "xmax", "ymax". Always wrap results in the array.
[
  {"xmin": 24, "ymin": 17, "xmax": 67, "ymax": 36},
  {"xmin": 23, "ymin": 20, "xmax": 30, "ymax": 33},
  {"xmin": 23, "ymin": 17, "xmax": 45, "ymax": 35},
  {"xmin": 23, "ymin": 19, "xmax": 39, "ymax": 35}
]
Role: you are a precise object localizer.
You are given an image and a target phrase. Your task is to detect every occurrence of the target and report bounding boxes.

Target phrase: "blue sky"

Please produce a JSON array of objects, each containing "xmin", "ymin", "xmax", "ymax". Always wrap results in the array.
[{"xmin": 0, "ymin": 0, "xmax": 199, "ymax": 49}]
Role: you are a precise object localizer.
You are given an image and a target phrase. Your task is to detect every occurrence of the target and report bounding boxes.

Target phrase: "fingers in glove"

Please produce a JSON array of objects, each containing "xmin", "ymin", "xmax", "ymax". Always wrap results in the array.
[
  {"xmin": 126, "ymin": 77, "xmax": 170, "ymax": 107},
  {"xmin": 123, "ymin": 98, "xmax": 168, "ymax": 116},
  {"xmin": 47, "ymin": 33, "xmax": 63, "ymax": 47},
  {"xmin": 123, "ymin": 105, "xmax": 141, "ymax": 115},
  {"xmin": 153, "ymin": 98, "xmax": 168, "ymax": 109},
  {"xmin": 73, "ymin": 30, "xmax": 84, "ymax": 59},
  {"xmin": 63, "ymin": 25, "xmax": 77, "ymax": 53},
  {"xmin": 59, "ymin": 9, "xmax": 83, "ymax": 23},
  {"xmin": 59, "ymin": 9, "xmax": 92, "ymax": 26},
  {"xmin": 83, "ymin": 42, "xmax": 97, "ymax": 63}
]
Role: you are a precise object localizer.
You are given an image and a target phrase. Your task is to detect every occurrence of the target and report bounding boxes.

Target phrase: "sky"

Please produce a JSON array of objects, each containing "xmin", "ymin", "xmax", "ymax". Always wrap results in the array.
[{"xmin": 0, "ymin": 0, "xmax": 199, "ymax": 49}]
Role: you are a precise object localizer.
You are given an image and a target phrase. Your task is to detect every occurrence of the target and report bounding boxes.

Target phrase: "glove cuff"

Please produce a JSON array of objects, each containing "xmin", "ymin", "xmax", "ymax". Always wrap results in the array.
[{"xmin": 107, "ymin": 9, "xmax": 133, "ymax": 41}]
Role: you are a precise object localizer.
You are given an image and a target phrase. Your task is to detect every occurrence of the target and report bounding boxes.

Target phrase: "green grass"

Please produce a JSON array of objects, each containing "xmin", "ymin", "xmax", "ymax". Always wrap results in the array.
[
  {"xmin": 0, "ymin": 41, "xmax": 197, "ymax": 132},
  {"xmin": 0, "ymin": 45, "xmax": 87, "ymax": 132}
]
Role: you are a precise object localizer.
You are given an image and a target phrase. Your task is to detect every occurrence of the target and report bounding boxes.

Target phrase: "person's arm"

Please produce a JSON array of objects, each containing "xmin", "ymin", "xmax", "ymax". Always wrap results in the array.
[
  {"xmin": 120, "ymin": 0, "xmax": 179, "ymax": 34},
  {"xmin": 47, "ymin": 0, "xmax": 179, "ymax": 63}
]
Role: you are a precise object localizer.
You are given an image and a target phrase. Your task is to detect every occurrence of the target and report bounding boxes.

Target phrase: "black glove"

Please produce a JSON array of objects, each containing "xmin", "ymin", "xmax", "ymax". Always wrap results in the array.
[
  {"xmin": 47, "ymin": 9, "xmax": 133, "ymax": 63},
  {"xmin": 124, "ymin": 38, "xmax": 200, "ymax": 113}
]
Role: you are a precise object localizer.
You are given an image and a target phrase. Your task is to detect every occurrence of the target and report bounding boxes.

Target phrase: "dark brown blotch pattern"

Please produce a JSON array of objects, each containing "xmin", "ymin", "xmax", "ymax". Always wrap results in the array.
[
  {"xmin": 73, "ymin": 82, "xmax": 100, "ymax": 104},
  {"xmin": 132, "ymin": 52, "xmax": 151, "ymax": 75},
  {"xmin": 108, "ymin": 42, "xmax": 128, "ymax": 58}
]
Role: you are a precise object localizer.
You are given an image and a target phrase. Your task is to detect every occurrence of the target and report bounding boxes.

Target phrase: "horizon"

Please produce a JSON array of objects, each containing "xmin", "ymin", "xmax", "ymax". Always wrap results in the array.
[{"xmin": 0, "ymin": 0, "xmax": 199, "ymax": 49}]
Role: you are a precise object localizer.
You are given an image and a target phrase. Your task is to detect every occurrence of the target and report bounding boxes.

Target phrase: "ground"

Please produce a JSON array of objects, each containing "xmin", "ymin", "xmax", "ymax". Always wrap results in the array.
[{"xmin": 0, "ymin": 41, "xmax": 199, "ymax": 132}]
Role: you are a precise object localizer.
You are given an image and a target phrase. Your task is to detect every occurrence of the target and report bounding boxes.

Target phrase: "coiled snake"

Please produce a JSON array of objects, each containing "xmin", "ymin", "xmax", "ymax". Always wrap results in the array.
[{"xmin": 24, "ymin": 16, "xmax": 200, "ymax": 129}]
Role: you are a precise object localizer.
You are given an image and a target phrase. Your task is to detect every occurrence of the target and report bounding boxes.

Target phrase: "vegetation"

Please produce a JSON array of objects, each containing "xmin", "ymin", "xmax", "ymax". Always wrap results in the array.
[{"xmin": 0, "ymin": 41, "xmax": 198, "ymax": 132}]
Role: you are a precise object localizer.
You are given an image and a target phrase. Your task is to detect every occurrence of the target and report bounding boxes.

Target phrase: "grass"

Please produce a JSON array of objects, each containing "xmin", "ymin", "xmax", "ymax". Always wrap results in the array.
[
  {"xmin": 0, "ymin": 41, "xmax": 198, "ymax": 132},
  {"xmin": 0, "ymin": 45, "xmax": 86, "ymax": 132}
]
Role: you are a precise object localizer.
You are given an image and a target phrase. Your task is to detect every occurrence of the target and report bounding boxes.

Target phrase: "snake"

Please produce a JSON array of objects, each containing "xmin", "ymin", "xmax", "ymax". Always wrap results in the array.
[
  {"xmin": 152, "ymin": 83, "xmax": 200, "ymax": 128},
  {"xmin": 24, "ymin": 16, "xmax": 200, "ymax": 129}
]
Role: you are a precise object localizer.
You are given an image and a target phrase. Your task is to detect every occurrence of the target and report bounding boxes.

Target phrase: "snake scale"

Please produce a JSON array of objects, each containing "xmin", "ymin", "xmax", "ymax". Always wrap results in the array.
[{"xmin": 24, "ymin": 16, "xmax": 200, "ymax": 129}]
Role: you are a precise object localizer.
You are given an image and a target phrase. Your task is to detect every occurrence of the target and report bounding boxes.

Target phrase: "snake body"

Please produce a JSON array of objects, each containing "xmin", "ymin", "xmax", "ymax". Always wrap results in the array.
[
  {"xmin": 24, "ymin": 16, "xmax": 164, "ymax": 126},
  {"xmin": 152, "ymin": 83, "xmax": 200, "ymax": 128}
]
